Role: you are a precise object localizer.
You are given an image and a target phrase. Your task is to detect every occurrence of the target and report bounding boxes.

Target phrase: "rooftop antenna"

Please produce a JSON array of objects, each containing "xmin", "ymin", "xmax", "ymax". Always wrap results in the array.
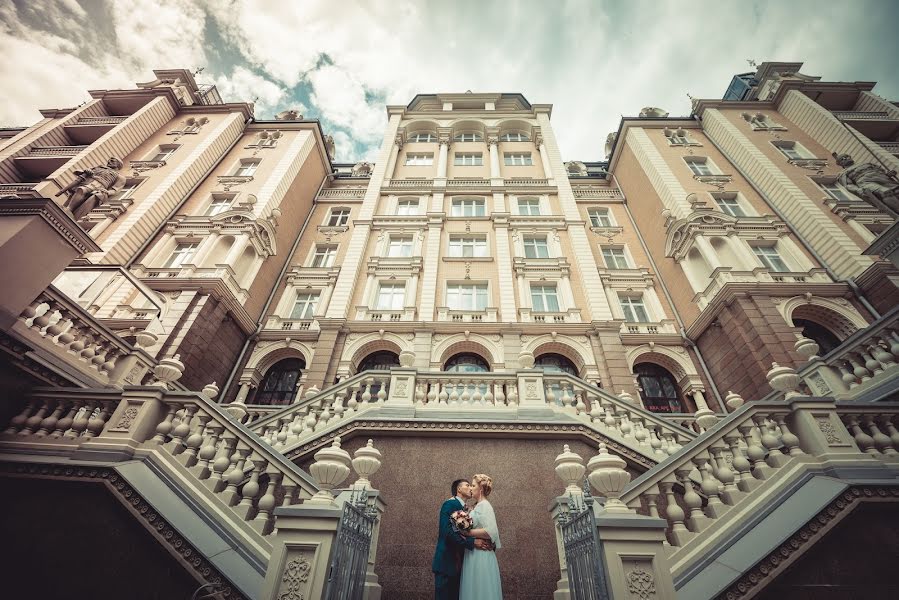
[
  {"xmin": 193, "ymin": 67, "xmax": 205, "ymax": 76},
  {"xmin": 747, "ymin": 59, "xmax": 758, "ymax": 68}
]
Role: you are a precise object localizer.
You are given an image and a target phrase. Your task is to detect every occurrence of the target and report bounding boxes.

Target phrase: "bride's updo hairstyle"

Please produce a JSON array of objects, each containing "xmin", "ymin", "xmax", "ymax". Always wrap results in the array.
[{"xmin": 472, "ymin": 473, "xmax": 493, "ymax": 497}]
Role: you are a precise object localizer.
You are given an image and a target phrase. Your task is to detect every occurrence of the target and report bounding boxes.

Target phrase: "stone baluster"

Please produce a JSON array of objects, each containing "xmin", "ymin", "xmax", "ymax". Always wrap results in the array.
[
  {"xmin": 574, "ymin": 390, "xmax": 586, "ymax": 415},
  {"xmin": 195, "ymin": 420, "xmax": 224, "ymax": 479},
  {"xmin": 317, "ymin": 398, "xmax": 333, "ymax": 431},
  {"xmin": 425, "ymin": 380, "xmax": 437, "ymax": 406},
  {"xmin": 460, "ymin": 380, "xmax": 471, "ymax": 406},
  {"xmin": 85, "ymin": 400, "xmax": 112, "ymax": 437},
  {"xmin": 559, "ymin": 383, "xmax": 573, "ymax": 412},
  {"xmin": 347, "ymin": 384, "xmax": 360, "ymax": 413},
  {"xmin": 860, "ymin": 347, "xmax": 883, "ymax": 377},
  {"xmin": 754, "ymin": 414, "xmax": 789, "ymax": 468},
  {"xmin": 694, "ymin": 454, "xmax": 728, "ymax": 518},
  {"xmin": 643, "ymin": 484, "xmax": 662, "ymax": 519},
  {"xmin": 4, "ymin": 399, "xmax": 38, "ymax": 434},
  {"xmin": 659, "ymin": 477, "xmax": 692, "ymax": 546},
  {"xmin": 470, "ymin": 380, "xmax": 482, "ymax": 405},
  {"xmin": 848, "ymin": 354, "xmax": 872, "ymax": 384},
  {"xmin": 68, "ymin": 400, "xmax": 96, "ymax": 438},
  {"xmin": 168, "ymin": 405, "xmax": 198, "ymax": 455},
  {"xmin": 676, "ymin": 466, "xmax": 709, "ymax": 532},
  {"xmin": 20, "ymin": 400, "xmax": 50, "ymax": 435},
  {"xmin": 233, "ymin": 458, "xmax": 265, "ymax": 520},
  {"xmin": 34, "ymin": 400, "xmax": 66, "ymax": 437},
  {"xmin": 870, "ymin": 339, "xmax": 897, "ymax": 371},
  {"xmin": 360, "ymin": 378, "xmax": 373, "ymax": 405},
  {"xmin": 494, "ymin": 382, "xmax": 506, "ymax": 407},
  {"xmin": 661, "ymin": 432, "xmax": 678, "ymax": 455},
  {"xmin": 772, "ymin": 413, "xmax": 804, "ymax": 457},
  {"xmin": 223, "ymin": 446, "xmax": 252, "ymax": 506},
  {"xmin": 545, "ymin": 381, "xmax": 556, "ymax": 406},
  {"xmin": 179, "ymin": 412, "xmax": 210, "ymax": 467},
  {"xmin": 207, "ymin": 433, "xmax": 237, "ymax": 493},
  {"xmin": 507, "ymin": 382, "xmax": 519, "ymax": 406},
  {"xmin": 863, "ymin": 415, "xmax": 897, "ymax": 455},
  {"xmin": 280, "ymin": 480, "xmax": 299, "ymax": 508},
  {"xmin": 152, "ymin": 404, "xmax": 178, "ymax": 443},
  {"xmin": 252, "ymin": 468, "xmax": 282, "ymax": 535},
  {"xmin": 887, "ymin": 330, "xmax": 899, "ymax": 360},
  {"xmin": 880, "ymin": 416, "xmax": 899, "ymax": 452},
  {"xmin": 633, "ymin": 417, "xmax": 649, "ymax": 448},
  {"xmin": 415, "ymin": 382, "xmax": 426, "ymax": 407},
  {"xmin": 438, "ymin": 380, "xmax": 449, "ymax": 405},
  {"xmin": 303, "ymin": 407, "xmax": 319, "ymax": 436},
  {"xmin": 31, "ymin": 300, "xmax": 55, "ymax": 331},
  {"xmin": 333, "ymin": 389, "xmax": 347, "ymax": 420},
  {"xmin": 482, "ymin": 380, "xmax": 494, "ymax": 406},
  {"xmin": 724, "ymin": 429, "xmax": 758, "ymax": 492},
  {"xmin": 845, "ymin": 414, "xmax": 877, "ymax": 454},
  {"xmin": 709, "ymin": 442, "xmax": 741, "ymax": 504},
  {"xmin": 448, "ymin": 380, "xmax": 460, "ymax": 406},
  {"xmin": 52, "ymin": 402, "xmax": 79, "ymax": 438},
  {"xmin": 738, "ymin": 420, "xmax": 772, "ymax": 480},
  {"xmin": 648, "ymin": 426, "xmax": 665, "ymax": 456},
  {"xmin": 375, "ymin": 376, "xmax": 387, "ymax": 404},
  {"xmin": 617, "ymin": 407, "xmax": 633, "ymax": 440}
]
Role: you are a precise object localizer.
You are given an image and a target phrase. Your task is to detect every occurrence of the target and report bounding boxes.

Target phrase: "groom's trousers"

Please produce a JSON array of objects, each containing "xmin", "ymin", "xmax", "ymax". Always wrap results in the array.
[{"xmin": 434, "ymin": 573, "xmax": 461, "ymax": 600}]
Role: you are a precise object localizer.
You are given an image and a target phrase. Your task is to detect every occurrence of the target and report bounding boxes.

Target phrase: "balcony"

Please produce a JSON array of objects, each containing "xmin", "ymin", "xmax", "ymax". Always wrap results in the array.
[
  {"xmin": 436, "ymin": 307, "xmax": 498, "ymax": 323},
  {"xmin": 831, "ymin": 111, "xmax": 899, "ymax": 141},
  {"xmin": 571, "ymin": 186, "xmax": 625, "ymax": 200},
  {"xmin": 383, "ymin": 178, "xmax": 433, "ymax": 191},
  {"xmin": 695, "ymin": 268, "xmax": 831, "ymax": 310},
  {"xmin": 316, "ymin": 188, "xmax": 366, "ymax": 200},
  {"xmin": 619, "ymin": 321, "xmax": 678, "ymax": 335},
  {"xmin": 503, "ymin": 177, "xmax": 550, "ymax": 189},
  {"xmin": 63, "ymin": 116, "xmax": 127, "ymax": 145},
  {"xmin": 446, "ymin": 178, "xmax": 490, "ymax": 190},
  {"xmin": 133, "ymin": 265, "xmax": 250, "ymax": 304},
  {"xmin": 15, "ymin": 146, "xmax": 88, "ymax": 178},
  {"xmin": 354, "ymin": 307, "xmax": 416, "ymax": 322},
  {"xmin": 878, "ymin": 141, "xmax": 899, "ymax": 155},
  {"xmin": 519, "ymin": 308, "xmax": 582, "ymax": 323},
  {"xmin": 264, "ymin": 316, "xmax": 318, "ymax": 332}
]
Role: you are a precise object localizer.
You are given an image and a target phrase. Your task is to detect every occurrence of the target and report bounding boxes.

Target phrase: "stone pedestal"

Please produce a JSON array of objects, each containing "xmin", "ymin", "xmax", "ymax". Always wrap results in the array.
[
  {"xmin": 595, "ymin": 510, "xmax": 677, "ymax": 600},
  {"xmin": 382, "ymin": 367, "xmax": 416, "ymax": 417},
  {"xmin": 517, "ymin": 369, "xmax": 553, "ymax": 418},
  {"xmin": 74, "ymin": 386, "xmax": 165, "ymax": 461},
  {"xmin": 0, "ymin": 197, "xmax": 100, "ymax": 330}
]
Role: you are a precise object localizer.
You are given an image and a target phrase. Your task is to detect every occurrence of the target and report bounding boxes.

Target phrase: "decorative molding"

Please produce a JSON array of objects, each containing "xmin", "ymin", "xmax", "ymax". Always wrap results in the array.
[
  {"xmin": 0, "ymin": 197, "xmax": 101, "ymax": 253},
  {"xmin": 626, "ymin": 566, "xmax": 656, "ymax": 599},
  {"xmin": 277, "ymin": 551, "xmax": 314, "ymax": 600},
  {"xmin": 109, "ymin": 405, "xmax": 139, "ymax": 432}
]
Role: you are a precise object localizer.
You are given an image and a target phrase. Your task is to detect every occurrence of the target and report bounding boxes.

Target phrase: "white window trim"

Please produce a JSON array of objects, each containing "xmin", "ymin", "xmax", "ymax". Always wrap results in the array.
[
  {"xmin": 450, "ymin": 197, "xmax": 487, "ymax": 217},
  {"xmin": 530, "ymin": 283, "xmax": 562, "ymax": 312},
  {"xmin": 453, "ymin": 152, "xmax": 484, "ymax": 166},
  {"xmin": 516, "ymin": 197, "xmax": 542, "ymax": 216},
  {"xmin": 684, "ymin": 156, "xmax": 720, "ymax": 176},
  {"xmin": 454, "ymin": 132, "xmax": 483, "ymax": 142},
  {"xmin": 164, "ymin": 241, "xmax": 199, "ymax": 268},
  {"xmin": 750, "ymin": 242, "xmax": 791, "ymax": 272},
  {"xmin": 618, "ymin": 294, "xmax": 652, "ymax": 323},
  {"xmin": 601, "ymin": 245, "xmax": 631, "ymax": 269},
  {"xmin": 771, "ymin": 140, "xmax": 814, "ymax": 160},
  {"xmin": 234, "ymin": 158, "xmax": 260, "ymax": 177},
  {"xmin": 290, "ymin": 291, "xmax": 320, "ymax": 320},
  {"xmin": 395, "ymin": 198, "xmax": 421, "ymax": 215},
  {"xmin": 504, "ymin": 152, "xmax": 533, "ymax": 166},
  {"xmin": 404, "ymin": 153, "xmax": 434, "ymax": 166},
  {"xmin": 374, "ymin": 281, "xmax": 407, "ymax": 310},
  {"xmin": 309, "ymin": 244, "xmax": 337, "ymax": 268},
  {"xmin": 148, "ymin": 144, "xmax": 179, "ymax": 162},
  {"xmin": 445, "ymin": 282, "xmax": 490, "ymax": 311},
  {"xmin": 409, "ymin": 132, "xmax": 437, "ymax": 143},
  {"xmin": 500, "ymin": 132, "xmax": 530, "ymax": 142},
  {"xmin": 206, "ymin": 193, "xmax": 236, "ymax": 216},
  {"xmin": 588, "ymin": 207, "xmax": 616, "ymax": 227},
  {"xmin": 711, "ymin": 192, "xmax": 751, "ymax": 217},
  {"xmin": 325, "ymin": 208, "xmax": 351, "ymax": 227},
  {"xmin": 385, "ymin": 235, "xmax": 415, "ymax": 258},
  {"xmin": 522, "ymin": 235, "xmax": 551, "ymax": 259},
  {"xmin": 448, "ymin": 235, "xmax": 489, "ymax": 258}
]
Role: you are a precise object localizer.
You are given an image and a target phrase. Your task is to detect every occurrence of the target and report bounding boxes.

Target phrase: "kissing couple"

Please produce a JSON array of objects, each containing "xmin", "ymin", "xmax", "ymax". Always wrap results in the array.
[{"xmin": 431, "ymin": 474, "xmax": 503, "ymax": 599}]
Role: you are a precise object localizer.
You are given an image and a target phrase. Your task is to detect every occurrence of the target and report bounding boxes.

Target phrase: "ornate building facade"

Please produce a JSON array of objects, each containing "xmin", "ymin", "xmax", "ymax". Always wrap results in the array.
[{"xmin": 0, "ymin": 63, "xmax": 898, "ymax": 600}]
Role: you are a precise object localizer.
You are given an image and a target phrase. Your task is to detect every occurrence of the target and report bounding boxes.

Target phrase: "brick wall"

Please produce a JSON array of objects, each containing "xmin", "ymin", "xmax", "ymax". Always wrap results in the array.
[{"xmin": 175, "ymin": 295, "xmax": 247, "ymax": 391}]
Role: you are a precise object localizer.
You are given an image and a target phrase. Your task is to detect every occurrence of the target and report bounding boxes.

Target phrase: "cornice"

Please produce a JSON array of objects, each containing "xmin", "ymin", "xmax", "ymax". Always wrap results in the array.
[{"xmin": 0, "ymin": 197, "xmax": 101, "ymax": 254}]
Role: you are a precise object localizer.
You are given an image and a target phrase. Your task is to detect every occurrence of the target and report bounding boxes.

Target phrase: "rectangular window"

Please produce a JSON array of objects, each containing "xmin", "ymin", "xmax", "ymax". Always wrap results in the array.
[
  {"xmin": 753, "ymin": 245, "xmax": 789, "ymax": 272},
  {"xmin": 311, "ymin": 245, "xmax": 337, "ymax": 267},
  {"xmin": 517, "ymin": 198, "xmax": 541, "ymax": 216},
  {"xmin": 501, "ymin": 132, "xmax": 529, "ymax": 142},
  {"xmin": 668, "ymin": 134, "xmax": 689, "ymax": 145},
  {"xmin": 117, "ymin": 179, "xmax": 142, "ymax": 201},
  {"xmin": 386, "ymin": 236, "xmax": 414, "ymax": 257},
  {"xmin": 447, "ymin": 284, "xmax": 488, "ymax": 311},
  {"xmin": 235, "ymin": 159, "xmax": 260, "ymax": 177},
  {"xmin": 504, "ymin": 153, "xmax": 533, "ymax": 166},
  {"xmin": 409, "ymin": 132, "xmax": 436, "ymax": 143},
  {"xmin": 772, "ymin": 141, "xmax": 809, "ymax": 160},
  {"xmin": 619, "ymin": 295, "xmax": 650, "ymax": 323},
  {"xmin": 448, "ymin": 236, "xmax": 488, "ymax": 258},
  {"xmin": 531, "ymin": 285, "xmax": 560, "ymax": 312},
  {"xmin": 820, "ymin": 182, "xmax": 858, "ymax": 203},
  {"xmin": 523, "ymin": 236, "xmax": 550, "ymax": 259},
  {"xmin": 454, "ymin": 153, "xmax": 483, "ymax": 166},
  {"xmin": 206, "ymin": 193, "xmax": 234, "ymax": 216},
  {"xmin": 685, "ymin": 157, "xmax": 714, "ymax": 176},
  {"xmin": 588, "ymin": 208, "xmax": 613, "ymax": 227},
  {"xmin": 601, "ymin": 247, "xmax": 630, "ymax": 269},
  {"xmin": 376, "ymin": 283, "xmax": 406, "ymax": 310},
  {"xmin": 149, "ymin": 145, "xmax": 178, "ymax": 162},
  {"xmin": 164, "ymin": 242, "xmax": 198, "ymax": 268},
  {"xmin": 396, "ymin": 199, "xmax": 419, "ymax": 215},
  {"xmin": 451, "ymin": 198, "xmax": 486, "ymax": 217},
  {"xmin": 713, "ymin": 193, "xmax": 746, "ymax": 217},
  {"xmin": 404, "ymin": 153, "xmax": 433, "ymax": 166},
  {"xmin": 454, "ymin": 133, "xmax": 482, "ymax": 142},
  {"xmin": 327, "ymin": 209, "xmax": 350, "ymax": 227},
  {"xmin": 290, "ymin": 292, "xmax": 319, "ymax": 319}
]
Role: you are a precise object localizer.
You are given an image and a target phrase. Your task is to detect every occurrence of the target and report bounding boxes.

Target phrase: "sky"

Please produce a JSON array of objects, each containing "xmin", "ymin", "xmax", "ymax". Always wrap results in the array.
[{"xmin": 2, "ymin": 0, "xmax": 898, "ymax": 163}]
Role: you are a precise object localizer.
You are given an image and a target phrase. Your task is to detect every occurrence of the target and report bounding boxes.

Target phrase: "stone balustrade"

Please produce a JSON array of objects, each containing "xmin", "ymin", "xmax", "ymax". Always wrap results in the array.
[
  {"xmin": 831, "ymin": 111, "xmax": 894, "ymax": 120},
  {"xmin": 446, "ymin": 178, "xmax": 489, "ymax": 187},
  {"xmin": 316, "ymin": 187, "xmax": 366, "ymax": 199},
  {"xmin": 16, "ymin": 286, "xmax": 158, "ymax": 387},
  {"xmin": 27, "ymin": 145, "xmax": 88, "ymax": 157},
  {"xmin": 571, "ymin": 186, "xmax": 624, "ymax": 199},
  {"xmin": 75, "ymin": 116, "xmax": 128, "ymax": 125},
  {"xmin": 836, "ymin": 402, "xmax": 899, "ymax": 458},
  {"xmin": 414, "ymin": 372, "xmax": 520, "ymax": 408},
  {"xmin": 3, "ymin": 389, "xmax": 118, "ymax": 440}
]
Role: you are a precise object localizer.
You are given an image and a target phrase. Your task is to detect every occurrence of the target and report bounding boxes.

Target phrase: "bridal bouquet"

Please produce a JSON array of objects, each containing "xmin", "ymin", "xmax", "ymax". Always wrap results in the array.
[{"xmin": 450, "ymin": 509, "xmax": 473, "ymax": 533}]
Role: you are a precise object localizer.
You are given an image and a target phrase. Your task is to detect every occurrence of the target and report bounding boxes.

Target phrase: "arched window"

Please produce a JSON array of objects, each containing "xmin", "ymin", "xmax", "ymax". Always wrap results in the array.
[
  {"xmin": 358, "ymin": 351, "xmax": 400, "ymax": 371},
  {"xmin": 793, "ymin": 318, "xmax": 842, "ymax": 356},
  {"xmin": 256, "ymin": 357, "xmax": 305, "ymax": 405},
  {"xmin": 635, "ymin": 363, "xmax": 683, "ymax": 413},
  {"xmin": 535, "ymin": 353, "xmax": 578, "ymax": 375},
  {"xmin": 444, "ymin": 353, "xmax": 490, "ymax": 372}
]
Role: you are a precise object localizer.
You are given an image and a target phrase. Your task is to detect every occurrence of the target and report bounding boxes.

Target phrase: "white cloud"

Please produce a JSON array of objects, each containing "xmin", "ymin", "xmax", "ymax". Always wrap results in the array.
[
  {"xmin": 213, "ymin": 66, "xmax": 289, "ymax": 117},
  {"xmin": 330, "ymin": 131, "xmax": 355, "ymax": 163}
]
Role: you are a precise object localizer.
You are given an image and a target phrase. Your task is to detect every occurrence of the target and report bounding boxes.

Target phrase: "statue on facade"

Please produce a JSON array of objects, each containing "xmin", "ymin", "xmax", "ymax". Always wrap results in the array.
[
  {"xmin": 275, "ymin": 109, "xmax": 303, "ymax": 121},
  {"xmin": 351, "ymin": 161, "xmax": 373, "ymax": 177},
  {"xmin": 833, "ymin": 153, "xmax": 899, "ymax": 218},
  {"xmin": 56, "ymin": 157, "xmax": 126, "ymax": 221},
  {"xmin": 324, "ymin": 134, "xmax": 336, "ymax": 161}
]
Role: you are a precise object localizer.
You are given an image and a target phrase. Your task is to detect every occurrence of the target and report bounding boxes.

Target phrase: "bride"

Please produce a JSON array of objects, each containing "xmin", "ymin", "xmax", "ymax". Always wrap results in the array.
[{"xmin": 459, "ymin": 473, "xmax": 503, "ymax": 599}]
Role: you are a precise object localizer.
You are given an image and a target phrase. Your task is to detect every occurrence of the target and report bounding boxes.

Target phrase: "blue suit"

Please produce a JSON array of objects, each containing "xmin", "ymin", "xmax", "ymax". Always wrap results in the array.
[{"xmin": 432, "ymin": 497, "xmax": 474, "ymax": 599}]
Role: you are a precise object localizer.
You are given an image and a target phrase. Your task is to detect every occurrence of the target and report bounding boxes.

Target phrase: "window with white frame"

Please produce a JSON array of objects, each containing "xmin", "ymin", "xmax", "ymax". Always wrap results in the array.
[
  {"xmin": 290, "ymin": 292, "xmax": 319, "ymax": 319},
  {"xmin": 665, "ymin": 129, "xmax": 692, "ymax": 145},
  {"xmin": 256, "ymin": 136, "xmax": 277, "ymax": 147},
  {"xmin": 409, "ymin": 132, "xmax": 437, "ymax": 143},
  {"xmin": 234, "ymin": 158, "xmax": 260, "ymax": 177},
  {"xmin": 684, "ymin": 156, "xmax": 715, "ymax": 176},
  {"xmin": 448, "ymin": 236, "xmax": 488, "ymax": 257},
  {"xmin": 772, "ymin": 141, "xmax": 812, "ymax": 160},
  {"xmin": 819, "ymin": 181, "xmax": 860, "ymax": 203},
  {"xmin": 164, "ymin": 242, "xmax": 198, "ymax": 268},
  {"xmin": 454, "ymin": 132, "xmax": 482, "ymax": 142},
  {"xmin": 619, "ymin": 295, "xmax": 650, "ymax": 323},
  {"xmin": 447, "ymin": 283, "xmax": 488, "ymax": 311},
  {"xmin": 404, "ymin": 153, "xmax": 434, "ymax": 166},
  {"xmin": 588, "ymin": 207, "xmax": 614, "ymax": 227},
  {"xmin": 531, "ymin": 284, "xmax": 560, "ymax": 312},
  {"xmin": 396, "ymin": 199, "xmax": 419, "ymax": 215},
  {"xmin": 504, "ymin": 153, "xmax": 533, "ymax": 166},
  {"xmin": 386, "ymin": 235, "xmax": 414, "ymax": 257},
  {"xmin": 517, "ymin": 198, "xmax": 541, "ymax": 216},
  {"xmin": 148, "ymin": 144, "xmax": 178, "ymax": 162},
  {"xmin": 523, "ymin": 236, "xmax": 550, "ymax": 259},
  {"xmin": 501, "ymin": 132, "xmax": 529, "ymax": 142},
  {"xmin": 601, "ymin": 246, "xmax": 630, "ymax": 269},
  {"xmin": 451, "ymin": 198, "xmax": 486, "ymax": 217},
  {"xmin": 752, "ymin": 245, "xmax": 790, "ymax": 272},
  {"xmin": 375, "ymin": 282, "xmax": 406, "ymax": 310},
  {"xmin": 310, "ymin": 245, "xmax": 337, "ymax": 267},
  {"xmin": 712, "ymin": 192, "xmax": 747, "ymax": 217},
  {"xmin": 327, "ymin": 208, "xmax": 350, "ymax": 226},
  {"xmin": 206, "ymin": 193, "xmax": 235, "ymax": 216},
  {"xmin": 454, "ymin": 153, "xmax": 483, "ymax": 166},
  {"xmin": 116, "ymin": 179, "xmax": 143, "ymax": 201}
]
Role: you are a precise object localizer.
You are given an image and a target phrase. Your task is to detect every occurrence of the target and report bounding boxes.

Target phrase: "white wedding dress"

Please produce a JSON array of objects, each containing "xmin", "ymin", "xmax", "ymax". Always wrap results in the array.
[{"xmin": 459, "ymin": 499, "xmax": 503, "ymax": 599}]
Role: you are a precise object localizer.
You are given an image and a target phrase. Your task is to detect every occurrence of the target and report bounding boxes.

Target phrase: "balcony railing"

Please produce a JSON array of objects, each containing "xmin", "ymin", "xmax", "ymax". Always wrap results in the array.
[
  {"xmin": 832, "ymin": 111, "xmax": 896, "ymax": 120},
  {"xmin": 264, "ymin": 316, "xmax": 317, "ymax": 331},
  {"xmin": 436, "ymin": 307, "xmax": 498, "ymax": 323},
  {"xmin": 519, "ymin": 308, "xmax": 582, "ymax": 323},
  {"xmin": 447, "ymin": 178, "xmax": 489, "ymax": 187},
  {"xmin": 75, "ymin": 116, "xmax": 128, "ymax": 125},
  {"xmin": 26, "ymin": 145, "xmax": 88, "ymax": 157},
  {"xmin": 572, "ymin": 187, "xmax": 625, "ymax": 199},
  {"xmin": 385, "ymin": 179, "xmax": 433, "ymax": 189},
  {"xmin": 504, "ymin": 177, "xmax": 549, "ymax": 187},
  {"xmin": 317, "ymin": 188, "xmax": 366, "ymax": 199},
  {"xmin": 696, "ymin": 268, "xmax": 831, "ymax": 310}
]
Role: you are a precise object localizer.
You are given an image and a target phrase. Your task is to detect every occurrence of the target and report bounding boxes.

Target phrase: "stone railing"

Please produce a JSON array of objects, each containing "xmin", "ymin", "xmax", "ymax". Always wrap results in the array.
[
  {"xmin": 571, "ymin": 187, "xmax": 624, "ymax": 199},
  {"xmin": 316, "ymin": 188, "xmax": 366, "ymax": 199},
  {"xmin": 15, "ymin": 286, "xmax": 159, "ymax": 388},
  {"xmin": 504, "ymin": 177, "xmax": 549, "ymax": 187},
  {"xmin": 27, "ymin": 145, "xmax": 88, "ymax": 157},
  {"xmin": 436, "ymin": 307, "xmax": 498, "ymax": 322},
  {"xmin": 264, "ymin": 316, "xmax": 316, "ymax": 331},
  {"xmin": 74, "ymin": 116, "xmax": 128, "ymax": 125},
  {"xmin": 797, "ymin": 306, "xmax": 899, "ymax": 400},
  {"xmin": 0, "ymin": 183, "xmax": 38, "ymax": 195},
  {"xmin": 447, "ymin": 178, "xmax": 489, "ymax": 187},
  {"xmin": 136, "ymin": 265, "xmax": 249, "ymax": 303},
  {"xmin": 542, "ymin": 373, "xmax": 698, "ymax": 455},
  {"xmin": 695, "ymin": 268, "xmax": 831, "ymax": 310},
  {"xmin": 385, "ymin": 179, "xmax": 433, "ymax": 189},
  {"xmin": 831, "ymin": 111, "xmax": 894, "ymax": 120},
  {"xmin": 836, "ymin": 402, "xmax": 899, "ymax": 456},
  {"xmin": 878, "ymin": 141, "xmax": 899, "ymax": 153}
]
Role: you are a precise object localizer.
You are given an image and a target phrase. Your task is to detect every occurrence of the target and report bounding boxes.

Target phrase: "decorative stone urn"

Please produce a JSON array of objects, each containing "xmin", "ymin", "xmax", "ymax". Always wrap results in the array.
[
  {"xmin": 308, "ymin": 437, "xmax": 352, "ymax": 504},
  {"xmin": 398, "ymin": 350, "xmax": 416, "ymax": 368},
  {"xmin": 151, "ymin": 354, "xmax": 184, "ymax": 389},
  {"xmin": 794, "ymin": 336, "xmax": 820, "ymax": 361},
  {"xmin": 618, "ymin": 391, "xmax": 636, "ymax": 404},
  {"xmin": 135, "ymin": 329, "xmax": 158, "ymax": 349},
  {"xmin": 554, "ymin": 444, "xmax": 586, "ymax": 497},
  {"xmin": 724, "ymin": 390, "xmax": 745, "ymax": 411},
  {"xmin": 518, "ymin": 351, "xmax": 535, "ymax": 369},
  {"xmin": 694, "ymin": 407, "xmax": 719, "ymax": 431},
  {"xmin": 639, "ymin": 107, "xmax": 669, "ymax": 118},
  {"xmin": 351, "ymin": 439, "xmax": 383, "ymax": 490},
  {"xmin": 304, "ymin": 385, "xmax": 320, "ymax": 399},
  {"xmin": 766, "ymin": 362, "xmax": 803, "ymax": 398},
  {"xmin": 587, "ymin": 443, "xmax": 632, "ymax": 513},
  {"xmin": 202, "ymin": 381, "xmax": 219, "ymax": 399}
]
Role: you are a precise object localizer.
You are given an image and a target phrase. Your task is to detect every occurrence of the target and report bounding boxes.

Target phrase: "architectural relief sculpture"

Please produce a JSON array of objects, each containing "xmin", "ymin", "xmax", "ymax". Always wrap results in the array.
[
  {"xmin": 833, "ymin": 153, "xmax": 899, "ymax": 217},
  {"xmin": 351, "ymin": 161, "xmax": 373, "ymax": 177},
  {"xmin": 324, "ymin": 134, "xmax": 336, "ymax": 160},
  {"xmin": 57, "ymin": 157, "xmax": 126, "ymax": 221},
  {"xmin": 275, "ymin": 109, "xmax": 303, "ymax": 120}
]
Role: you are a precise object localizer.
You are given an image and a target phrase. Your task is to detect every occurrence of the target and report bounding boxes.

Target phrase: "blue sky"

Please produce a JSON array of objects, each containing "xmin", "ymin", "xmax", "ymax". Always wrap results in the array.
[{"xmin": 2, "ymin": 0, "xmax": 898, "ymax": 162}]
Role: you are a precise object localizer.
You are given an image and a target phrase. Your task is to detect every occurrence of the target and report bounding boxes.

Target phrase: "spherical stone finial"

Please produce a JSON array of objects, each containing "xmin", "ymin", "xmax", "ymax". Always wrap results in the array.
[
  {"xmin": 555, "ymin": 444, "xmax": 586, "ymax": 496},
  {"xmin": 352, "ymin": 438, "xmax": 383, "ymax": 490},
  {"xmin": 304, "ymin": 385, "xmax": 320, "ymax": 399},
  {"xmin": 587, "ymin": 443, "xmax": 632, "ymax": 513},
  {"xmin": 694, "ymin": 407, "xmax": 718, "ymax": 431},
  {"xmin": 151, "ymin": 354, "xmax": 185, "ymax": 389}
]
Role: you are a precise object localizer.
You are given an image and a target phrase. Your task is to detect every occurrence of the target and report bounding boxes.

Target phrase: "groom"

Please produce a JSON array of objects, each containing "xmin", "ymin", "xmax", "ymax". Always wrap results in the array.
[{"xmin": 432, "ymin": 478, "xmax": 493, "ymax": 600}]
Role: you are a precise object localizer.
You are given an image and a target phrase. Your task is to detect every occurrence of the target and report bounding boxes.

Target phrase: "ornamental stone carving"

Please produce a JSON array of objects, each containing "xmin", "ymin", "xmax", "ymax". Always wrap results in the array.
[
  {"xmin": 817, "ymin": 417, "xmax": 843, "ymax": 444},
  {"xmin": 351, "ymin": 162, "xmax": 373, "ymax": 177},
  {"xmin": 626, "ymin": 567, "xmax": 656, "ymax": 599},
  {"xmin": 565, "ymin": 161, "xmax": 588, "ymax": 176},
  {"xmin": 275, "ymin": 109, "xmax": 303, "ymax": 121},
  {"xmin": 605, "ymin": 132, "xmax": 618, "ymax": 159},
  {"xmin": 639, "ymin": 107, "xmax": 669, "ymax": 118},
  {"xmin": 110, "ymin": 406, "xmax": 139, "ymax": 432},
  {"xmin": 323, "ymin": 134, "xmax": 336, "ymax": 160},
  {"xmin": 278, "ymin": 554, "xmax": 312, "ymax": 600},
  {"xmin": 833, "ymin": 153, "xmax": 899, "ymax": 217}
]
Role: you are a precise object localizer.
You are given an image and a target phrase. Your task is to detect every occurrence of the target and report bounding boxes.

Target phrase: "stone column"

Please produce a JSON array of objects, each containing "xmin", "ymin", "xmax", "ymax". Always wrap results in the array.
[
  {"xmin": 844, "ymin": 216, "xmax": 877, "ymax": 244},
  {"xmin": 222, "ymin": 233, "xmax": 251, "ymax": 266},
  {"xmin": 693, "ymin": 235, "xmax": 723, "ymax": 270},
  {"xmin": 536, "ymin": 134, "xmax": 554, "ymax": 184},
  {"xmin": 187, "ymin": 230, "xmax": 221, "ymax": 270},
  {"xmin": 728, "ymin": 233, "xmax": 761, "ymax": 269},
  {"xmin": 315, "ymin": 280, "xmax": 336, "ymax": 318},
  {"xmin": 143, "ymin": 231, "xmax": 175, "ymax": 267},
  {"xmin": 88, "ymin": 215, "xmax": 117, "ymax": 239},
  {"xmin": 487, "ymin": 137, "xmax": 502, "ymax": 184},
  {"xmin": 383, "ymin": 138, "xmax": 402, "ymax": 185},
  {"xmin": 436, "ymin": 139, "xmax": 450, "ymax": 183}
]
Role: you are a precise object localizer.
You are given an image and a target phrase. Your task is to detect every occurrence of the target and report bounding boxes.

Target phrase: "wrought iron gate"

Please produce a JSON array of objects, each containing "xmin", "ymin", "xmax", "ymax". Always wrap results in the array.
[
  {"xmin": 324, "ymin": 491, "xmax": 377, "ymax": 600},
  {"xmin": 559, "ymin": 493, "xmax": 610, "ymax": 600}
]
